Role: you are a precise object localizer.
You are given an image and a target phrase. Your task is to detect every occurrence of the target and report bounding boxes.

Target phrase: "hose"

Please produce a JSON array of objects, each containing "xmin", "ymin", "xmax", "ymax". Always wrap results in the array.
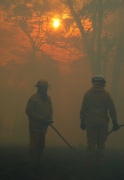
[
  {"xmin": 107, "ymin": 124, "xmax": 124, "ymax": 136},
  {"xmin": 50, "ymin": 124, "xmax": 124, "ymax": 158},
  {"xmin": 50, "ymin": 124, "xmax": 83, "ymax": 158}
]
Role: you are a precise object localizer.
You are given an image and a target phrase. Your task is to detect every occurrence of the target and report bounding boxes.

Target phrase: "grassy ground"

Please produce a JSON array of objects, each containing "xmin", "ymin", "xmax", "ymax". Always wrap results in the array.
[{"xmin": 0, "ymin": 145, "xmax": 124, "ymax": 180}]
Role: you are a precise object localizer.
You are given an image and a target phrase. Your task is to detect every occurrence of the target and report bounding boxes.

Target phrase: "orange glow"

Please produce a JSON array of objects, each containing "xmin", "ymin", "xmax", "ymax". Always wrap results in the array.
[{"xmin": 52, "ymin": 18, "xmax": 61, "ymax": 28}]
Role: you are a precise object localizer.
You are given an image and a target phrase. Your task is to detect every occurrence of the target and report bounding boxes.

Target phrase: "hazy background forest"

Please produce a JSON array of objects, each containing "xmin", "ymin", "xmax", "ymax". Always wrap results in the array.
[{"xmin": 0, "ymin": 0, "xmax": 124, "ymax": 151}]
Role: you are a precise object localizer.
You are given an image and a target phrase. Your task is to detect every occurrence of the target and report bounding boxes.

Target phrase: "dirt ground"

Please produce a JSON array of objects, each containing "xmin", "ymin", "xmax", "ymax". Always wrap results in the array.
[{"xmin": 0, "ymin": 145, "xmax": 124, "ymax": 180}]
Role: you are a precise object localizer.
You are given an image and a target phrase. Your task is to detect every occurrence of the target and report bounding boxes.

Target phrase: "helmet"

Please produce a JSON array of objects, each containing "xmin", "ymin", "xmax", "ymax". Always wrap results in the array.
[
  {"xmin": 34, "ymin": 79, "xmax": 49, "ymax": 87},
  {"xmin": 92, "ymin": 75, "xmax": 106, "ymax": 83}
]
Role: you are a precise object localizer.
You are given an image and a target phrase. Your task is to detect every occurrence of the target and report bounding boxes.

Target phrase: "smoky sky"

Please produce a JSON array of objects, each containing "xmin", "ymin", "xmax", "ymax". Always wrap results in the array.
[
  {"xmin": 0, "ymin": 1, "xmax": 124, "ymax": 150},
  {"xmin": 0, "ymin": 55, "xmax": 124, "ymax": 150}
]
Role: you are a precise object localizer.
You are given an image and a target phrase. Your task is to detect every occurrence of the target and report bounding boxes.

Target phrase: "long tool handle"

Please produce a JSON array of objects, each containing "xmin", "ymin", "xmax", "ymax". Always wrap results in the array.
[{"xmin": 50, "ymin": 124, "xmax": 83, "ymax": 158}]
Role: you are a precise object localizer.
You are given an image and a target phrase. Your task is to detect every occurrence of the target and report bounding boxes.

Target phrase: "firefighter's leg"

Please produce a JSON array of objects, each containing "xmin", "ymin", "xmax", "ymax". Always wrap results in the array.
[
  {"xmin": 29, "ymin": 132, "xmax": 39, "ymax": 166},
  {"xmin": 96, "ymin": 124, "xmax": 108, "ymax": 163},
  {"xmin": 86, "ymin": 124, "xmax": 97, "ymax": 165},
  {"xmin": 36, "ymin": 132, "xmax": 46, "ymax": 164}
]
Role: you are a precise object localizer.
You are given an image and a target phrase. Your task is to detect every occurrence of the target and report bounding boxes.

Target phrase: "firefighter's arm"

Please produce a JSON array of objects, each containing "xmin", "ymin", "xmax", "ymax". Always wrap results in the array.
[
  {"xmin": 25, "ymin": 99, "xmax": 45, "ymax": 123},
  {"xmin": 80, "ymin": 94, "xmax": 87, "ymax": 130},
  {"xmin": 46, "ymin": 97, "xmax": 54, "ymax": 125},
  {"xmin": 107, "ymin": 93, "xmax": 119, "ymax": 131}
]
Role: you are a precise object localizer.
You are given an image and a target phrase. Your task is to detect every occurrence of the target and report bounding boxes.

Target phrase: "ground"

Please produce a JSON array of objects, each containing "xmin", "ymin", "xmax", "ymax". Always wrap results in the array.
[{"xmin": 0, "ymin": 144, "xmax": 124, "ymax": 180}]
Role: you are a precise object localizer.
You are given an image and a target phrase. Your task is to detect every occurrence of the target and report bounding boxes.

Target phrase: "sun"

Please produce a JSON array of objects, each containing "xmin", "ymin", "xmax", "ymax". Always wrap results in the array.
[{"xmin": 52, "ymin": 18, "xmax": 61, "ymax": 28}]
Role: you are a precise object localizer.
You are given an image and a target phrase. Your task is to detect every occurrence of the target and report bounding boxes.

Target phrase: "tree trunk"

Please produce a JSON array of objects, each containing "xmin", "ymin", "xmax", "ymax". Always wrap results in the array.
[
  {"xmin": 30, "ymin": 45, "xmax": 37, "ymax": 62},
  {"xmin": 111, "ymin": 44, "xmax": 122, "ymax": 103},
  {"xmin": 96, "ymin": 0, "xmax": 103, "ymax": 74}
]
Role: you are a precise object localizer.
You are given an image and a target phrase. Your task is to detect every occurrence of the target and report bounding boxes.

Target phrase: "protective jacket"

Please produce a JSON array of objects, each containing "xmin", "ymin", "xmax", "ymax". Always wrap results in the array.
[
  {"xmin": 80, "ymin": 86, "xmax": 117, "ymax": 125},
  {"xmin": 25, "ymin": 92, "xmax": 53, "ymax": 133}
]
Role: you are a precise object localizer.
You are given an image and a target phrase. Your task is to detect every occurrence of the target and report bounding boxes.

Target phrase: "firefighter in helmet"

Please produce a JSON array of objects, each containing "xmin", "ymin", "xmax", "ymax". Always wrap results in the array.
[
  {"xmin": 80, "ymin": 75, "xmax": 119, "ymax": 166},
  {"xmin": 25, "ymin": 79, "xmax": 53, "ymax": 167}
]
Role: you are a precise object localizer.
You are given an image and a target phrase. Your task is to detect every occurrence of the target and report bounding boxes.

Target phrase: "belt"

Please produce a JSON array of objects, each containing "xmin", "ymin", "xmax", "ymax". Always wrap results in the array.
[{"xmin": 88, "ymin": 108, "xmax": 106, "ymax": 112}]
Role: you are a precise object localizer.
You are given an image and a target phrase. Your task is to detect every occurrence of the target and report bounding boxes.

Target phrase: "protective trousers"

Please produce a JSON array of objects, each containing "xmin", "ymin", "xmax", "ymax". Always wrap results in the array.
[
  {"xmin": 29, "ymin": 132, "xmax": 45, "ymax": 166},
  {"xmin": 86, "ymin": 123, "xmax": 108, "ymax": 165}
]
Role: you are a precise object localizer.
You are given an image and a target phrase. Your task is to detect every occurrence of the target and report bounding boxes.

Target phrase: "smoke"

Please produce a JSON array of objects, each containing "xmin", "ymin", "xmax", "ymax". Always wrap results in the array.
[{"xmin": 0, "ymin": 54, "xmax": 124, "ymax": 150}]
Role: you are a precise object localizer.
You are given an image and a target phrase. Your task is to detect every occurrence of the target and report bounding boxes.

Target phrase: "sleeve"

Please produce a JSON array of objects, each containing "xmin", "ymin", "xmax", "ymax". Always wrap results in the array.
[
  {"xmin": 80, "ymin": 93, "xmax": 88, "ymax": 122},
  {"xmin": 48, "ymin": 97, "xmax": 53, "ymax": 120},
  {"xmin": 106, "ymin": 92, "xmax": 118, "ymax": 124},
  {"xmin": 25, "ymin": 98, "xmax": 44, "ymax": 121}
]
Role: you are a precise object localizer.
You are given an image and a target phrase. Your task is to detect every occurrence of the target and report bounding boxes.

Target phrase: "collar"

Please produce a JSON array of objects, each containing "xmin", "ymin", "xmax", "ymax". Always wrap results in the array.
[
  {"xmin": 37, "ymin": 92, "xmax": 48, "ymax": 100},
  {"xmin": 92, "ymin": 86, "xmax": 104, "ymax": 90}
]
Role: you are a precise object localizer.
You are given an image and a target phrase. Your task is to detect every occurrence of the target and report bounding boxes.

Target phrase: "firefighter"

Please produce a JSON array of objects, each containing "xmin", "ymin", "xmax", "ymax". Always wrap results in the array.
[
  {"xmin": 80, "ymin": 76, "xmax": 119, "ymax": 166},
  {"xmin": 25, "ymin": 79, "xmax": 53, "ymax": 167}
]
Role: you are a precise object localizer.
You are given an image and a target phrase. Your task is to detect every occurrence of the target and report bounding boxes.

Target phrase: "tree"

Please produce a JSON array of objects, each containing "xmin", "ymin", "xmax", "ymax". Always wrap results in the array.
[
  {"xmin": 59, "ymin": 0, "xmax": 124, "ymax": 101},
  {"xmin": 1, "ymin": 0, "xmax": 85, "ymax": 63},
  {"xmin": 1, "ymin": 0, "xmax": 124, "ymax": 100},
  {"xmin": 12, "ymin": 1, "xmax": 52, "ymax": 62}
]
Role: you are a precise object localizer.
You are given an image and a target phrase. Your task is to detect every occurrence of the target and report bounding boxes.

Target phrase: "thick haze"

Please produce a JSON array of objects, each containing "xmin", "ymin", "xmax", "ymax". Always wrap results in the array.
[
  {"xmin": 0, "ymin": 1, "xmax": 124, "ymax": 151},
  {"xmin": 0, "ymin": 54, "xmax": 124, "ymax": 150}
]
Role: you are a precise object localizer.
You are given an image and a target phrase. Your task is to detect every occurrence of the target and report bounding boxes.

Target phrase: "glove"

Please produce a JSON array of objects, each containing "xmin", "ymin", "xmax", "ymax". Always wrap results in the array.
[
  {"xmin": 47, "ymin": 120, "xmax": 54, "ymax": 125},
  {"xmin": 112, "ymin": 122, "xmax": 119, "ymax": 131},
  {"xmin": 80, "ymin": 121, "xmax": 86, "ymax": 130},
  {"xmin": 39, "ymin": 119, "xmax": 53, "ymax": 125}
]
